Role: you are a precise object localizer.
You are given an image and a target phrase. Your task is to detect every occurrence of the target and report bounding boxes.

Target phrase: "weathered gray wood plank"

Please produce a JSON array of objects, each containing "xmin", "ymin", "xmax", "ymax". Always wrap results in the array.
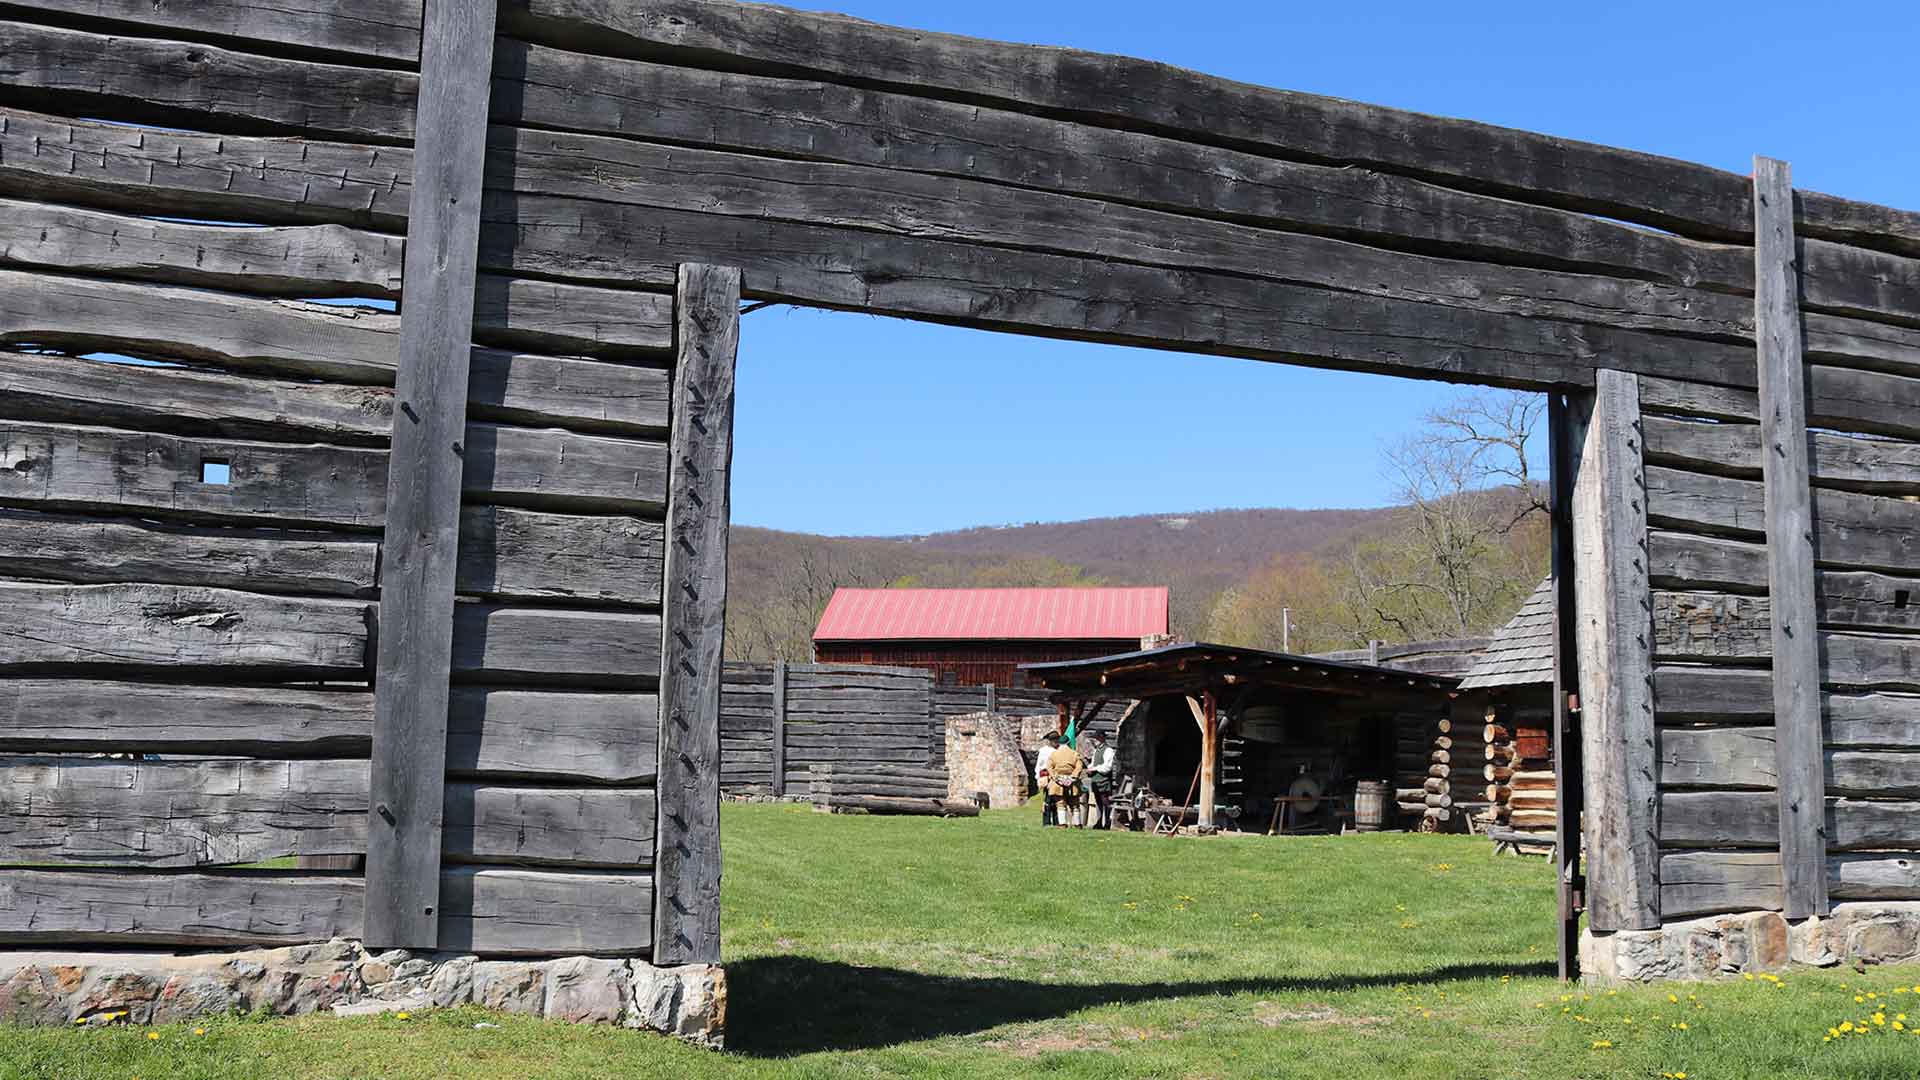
[
  {"xmin": 0, "ymin": 756, "xmax": 657, "ymax": 870},
  {"xmin": 0, "ymin": 681, "xmax": 657, "ymax": 783},
  {"xmin": 1641, "ymin": 365, "xmax": 1920, "ymax": 444},
  {"xmin": 0, "ymin": 198, "xmax": 403, "ymax": 298},
  {"xmin": 501, "ymin": 0, "xmax": 1754, "ymax": 240},
  {"xmin": 1570, "ymin": 369, "xmax": 1660, "ymax": 930},
  {"xmin": 1660, "ymin": 850, "xmax": 1782, "ymax": 917},
  {"xmin": 450, "ymin": 604, "xmax": 662, "ymax": 686},
  {"xmin": 470, "ymin": 274, "xmax": 673, "ymax": 358},
  {"xmin": 0, "ymin": 583, "xmax": 367, "ymax": 675},
  {"xmin": 485, "ymin": 129, "xmax": 1754, "ymax": 345},
  {"xmin": 482, "ymin": 193, "xmax": 1756, "ymax": 392},
  {"xmin": 0, "ymin": 507, "xmax": 378, "ymax": 597},
  {"xmin": 366, "ymin": 0, "xmax": 500, "ymax": 953},
  {"xmin": 1651, "ymin": 591, "xmax": 1773, "ymax": 660},
  {"xmin": 653, "ymin": 264, "xmax": 739, "ymax": 967},
  {"xmin": 771, "ymin": 658, "xmax": 788, "ymax": 797},
  {"xmin": 1644, "ymin": 414, "xmax": 1920, "ymax": 497},
  {"xmin": 464, "ymin": 424, "xmax": 669, "ymax": 513},
  {"xmin": 21, "ymin": 0, "xmax": 424, "ymax": 65},
  {"xmin": 1658, "ymin": 727, "xmax": 1777, "ymax": 789},
  {"xmin": 457, "ymin": 506, "xmax": 663, "ymax": 606},
  {"xmin": 0, "ymin": 867, "xmax": 653, "ymax": 955},
  {"xmin": 1830, "ymin": 853, "xmax": 1920, "ymax": 900},
  {"xmin": 0, "ymin": 21, "xmax": 417, "ymax": 143},
  {"xmin": 1648, "ymin": 467, "xmax": 1920, "ymax": 573},
  {"xmin": 1661, "ymin": 790, "xmax": 1920, "ymax": 851}
]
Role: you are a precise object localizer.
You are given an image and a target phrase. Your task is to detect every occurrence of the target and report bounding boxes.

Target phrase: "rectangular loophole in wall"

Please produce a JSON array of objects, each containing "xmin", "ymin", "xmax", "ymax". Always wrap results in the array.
[{"xmin": 200, "ymin": 459, "xmax": 232, "ymax": 485}]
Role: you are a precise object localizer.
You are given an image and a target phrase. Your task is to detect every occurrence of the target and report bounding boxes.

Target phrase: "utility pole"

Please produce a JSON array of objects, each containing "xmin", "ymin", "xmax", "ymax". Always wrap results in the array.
[{"xmin": 1281, "ymin": 607, "xmax": 1292, "ymax": 652}]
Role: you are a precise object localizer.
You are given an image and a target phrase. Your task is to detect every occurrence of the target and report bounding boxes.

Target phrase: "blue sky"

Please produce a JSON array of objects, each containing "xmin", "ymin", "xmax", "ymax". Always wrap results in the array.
[{"xmin": 732, "ymin": 0, "xmax": 1918, "ymax": 537}]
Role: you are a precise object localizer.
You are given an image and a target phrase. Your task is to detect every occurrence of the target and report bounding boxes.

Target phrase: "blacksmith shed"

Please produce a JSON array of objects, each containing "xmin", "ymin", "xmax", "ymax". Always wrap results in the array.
[
  {"xmin": 812, "ymin": 586, "xmax": 1169, "ymax": 687},
  {"xmin": 1456, "ymin": 580, "xmax": 1560, "ymax": 841},
  {"xmin": 1021, "ymin": 642, "xmax": 1461, "ymax": 833}
]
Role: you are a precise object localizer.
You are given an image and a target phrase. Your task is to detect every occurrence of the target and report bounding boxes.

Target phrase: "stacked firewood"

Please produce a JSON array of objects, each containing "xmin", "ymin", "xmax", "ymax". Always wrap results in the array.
[
  {"xmin": 1481, "ymin": 707, "xmax": 1557, "ymax": 836},
  {"xmin": 1394, "ymin": 712, "xmax": 1439, "ymax": 827}
]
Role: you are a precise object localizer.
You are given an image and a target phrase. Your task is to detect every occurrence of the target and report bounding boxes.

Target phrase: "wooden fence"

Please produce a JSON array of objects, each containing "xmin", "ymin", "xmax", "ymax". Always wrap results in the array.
[
  {"xmin": 719, "ymin": 662, "xmax": 1057, "ymax": 794},
  {"xmin": 1, "ymin": 0, "xmax": 1917, "ymax": 976}
]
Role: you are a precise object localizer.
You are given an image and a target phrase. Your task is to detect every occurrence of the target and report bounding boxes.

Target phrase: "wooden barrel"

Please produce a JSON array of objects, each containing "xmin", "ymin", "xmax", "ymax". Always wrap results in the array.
[{"xmin": 1353, "ymin": 780, "xmax": 1393, "ymax": 832}]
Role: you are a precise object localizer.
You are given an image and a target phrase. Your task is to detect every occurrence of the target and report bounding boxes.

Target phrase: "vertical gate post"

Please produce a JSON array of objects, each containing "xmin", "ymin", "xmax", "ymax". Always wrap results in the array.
[
  {"xmin": 653, "ymin": 263, "xmax": 741, "ymax": 967},
  {"xmin": 1753, "ymin": 156, "xmax": 1828, "ymax": 920},
  {"xmin": 1548, "ymin": 390, "xmax": 1585, "ymax": 979},
  {"xmin": 1572, "ymin": 369, "xmax": 1660, "ymax": 932},
  {"xmin": 364, "ymin": 0, "xmax": 497, "ymax": 950},
  {"xmin": 770, "ymin": 659, "xmax": 788, "ymax": 797}
]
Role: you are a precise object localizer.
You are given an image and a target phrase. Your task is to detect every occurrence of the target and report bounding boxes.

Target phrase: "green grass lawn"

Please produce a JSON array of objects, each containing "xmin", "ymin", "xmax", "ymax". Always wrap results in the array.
[{"xmin": 6, "ymin": 802, "xmax": 1919, "ymax": 1078}]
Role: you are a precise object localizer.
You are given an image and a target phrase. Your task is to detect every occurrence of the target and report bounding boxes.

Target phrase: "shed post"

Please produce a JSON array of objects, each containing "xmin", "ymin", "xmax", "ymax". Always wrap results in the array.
[
  {"xmin": 1198, "ymin": 690, "xmax": 1219, "ymax": 829},
  {"xmin": 652, "ymin": 263, "xmax": 741, "ymax": 967},
  {"xmin": 1571, "ymin": 369, "xmax": 1660, "ymax": 931},
  {"xmin": 363, "ymin": 0, "xmax": 497, "ymax": 950},
  {"xmin": 1752, "ymin": 156, "xmax": 1828, "ymax": 920},
  {"xmin": 771, "ymin": 659, "xmax": 788, "ymax": 797},
  {"xmin": 1548, "ymin": 390, "xmax": 1586, "ymax": 979}
]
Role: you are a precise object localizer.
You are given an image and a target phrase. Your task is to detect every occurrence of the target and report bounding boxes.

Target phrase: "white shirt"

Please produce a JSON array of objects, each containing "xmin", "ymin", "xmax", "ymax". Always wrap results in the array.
[
  {"xmin": 1034, "ymin": 745, "xmax": 1056, "ymax": 782},
  {"xmin": 1086, "ymin": 743, "xmax": 1116, "ymax": 777}
]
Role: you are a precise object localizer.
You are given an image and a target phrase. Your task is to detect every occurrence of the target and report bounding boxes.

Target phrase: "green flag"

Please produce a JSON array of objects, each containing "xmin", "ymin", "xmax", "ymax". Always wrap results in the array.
[{"xmin": 1063, "ymin": 716, "xmax": 1078, "ymax": 748}]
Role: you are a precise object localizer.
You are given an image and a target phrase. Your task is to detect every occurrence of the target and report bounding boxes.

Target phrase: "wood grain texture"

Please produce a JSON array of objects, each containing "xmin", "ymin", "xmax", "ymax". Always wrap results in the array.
[
  {"xmin": 1658, "ymin": 727, "xmax": 1777, "ymax": 789},
  {"xmin": 0, "ymin": 582, "xmax": 368, "ymax": 676},
  {"xmin": 1571, "ymin": 370, "xmax": 1659, "ymax": 930},
  {"xmin": 1648, "ymin": 467, "xmax": 1920, "ymax": 574},
  {"xmin": 1661, "ymin": 790, "xmax": 1920, "ymax": 851},
  {"xmin": 501, "ymin": 0, "xmax": 1755, "ymax": 240},
  {"xmin": 0, "ymin": 681, "xmax": 657, "ymax": 783},
  {"xmin": 480, "ymin": 191, "xmax": 1756, "ymax": 393},
  {"xmin": 0, "ymin": 756, "xmax": 656, "ymax": 869},
  {"xmin": 1642, "ymin": 364, "xmax": 1920, "ymax": 443},
  {"xmin": 0, "ymin": 867, "xmax": 653, "ymax": 955},
  {"xmin": 0, "ymin": 197, "xmax": 403, "ymax": 298},
  {"xmin": 373, "ymin": 0, "xmax": 523, "ymax": 949},
  {"xmin": 1660, "ymin": 851, "xmax": 1781, "ymax": 917},
  {"xmin": 1830, "ymin": 853, "xmax": 1920, "ymax": 900},
  {"xmin": 0, "ymin": 20, "xmax": 418, "ymax": 143},
  {"xmin": 653, "ymin": 264, "xmax": 740, "ymax": 966},
  {"xmin": 1644, "ymin": 414, "xmax": 1920, "ymax": 497},
  {"xmin": 1653, "ymin": 667, "xmax": 1920, "ymax": 746},
  {"xmin": 0, "ymin": 507, "xmax": 378, "ymax": 597},
  {"xmin": 457, "ymin": 506, "xmax": 663, "ymax": 606},
  {"xmin": 18, "ymin": 0, "xmax": 424, "ymax": 65},
  {"xmin": 771, "ymin": 658, "xmax": 788, "ymax": 797},
  {"xmin": 450, "ymin": 604, "xmax": 662, "ymax": 686}
]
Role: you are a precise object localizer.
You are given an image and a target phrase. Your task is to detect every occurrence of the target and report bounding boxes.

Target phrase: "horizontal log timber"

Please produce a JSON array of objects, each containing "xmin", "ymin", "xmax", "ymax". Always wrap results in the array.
[
  {"xmin": 1830, "ymin": 854, "xmax": 1920, "ymax": 901},
  {"xmin": 485, "ymin": 129, "xmax": 1759, "ymax": 345},
  {"xmin": 0, "ymin": 198, "xmax": 403, "ymax": 298},
  {"xmin": 0, "ymin": 21, "xmax": 418, "ymax": 143},
  {"xmin": 1651, "ymin": 592, "xmax": 1920, "ymax": 688},
  {"xmin": 17, "ymin": 0, "xmax": 425, "ymax": 65},
  {"xmin": 450, "ymin": 604, "xmax": 660, "ymax": 686},
  {"xmin": 485, "ymin": 193, "xmax": 1755, "ymax": 392},
  {"xmin": 1648, "ymin": 468, "xmax": 1920, "ymax": 573},
  {"xmin": 0, "ymin": 276, "xmax": 671, "ymax": 428},
  {"xmin": 1645, "ymin": 414, "xmax": 1920, "ymax": 497},
  {"xmin": 480, "ymin": 42, "xmax": 1771, "ymax": 294},
  {"xmin": 1660, "ymin": 851, "xmax": 1781, "ymax": 917},
  {"xmin": 0, "ymin": 507, "xmax": 378, "ymax": 597},
  {"xmin": 0, "ymin": 504, "xmax": 656, "ymax": 607},
  {"xmin": 0, "ymin": 757, "xmax": 656, "ymax": 868},
  {"xmin": 0, "ymin": 418, "xmax": 667, "ymax": 529},
  {"xmin": 0, "ymin": 680, "xmax": 656, "ymax": 782},
  {"xmin": 495, "ymin": 0, "xmax": 1754, "ymax": 243},
  {"xmin": 30, "ymin": 0, "xmax": 1913, "ymax": 260},
  {"xmin": 1652, "ymin": 667, "xmax": 1920, "ymax": 744},
  {"xmin": 1639, "ymin": 367, "xmax": 1920, "ymax": 444},
  {"xmin": 1658, "ymin": 727, "xmax": 1776, "ymax": 789},
  {"xmin": 0, "ymin": 583, "xmax": 367, "ymax": 676},
  {"xmin": 0, "ymin": 867, "xmax": 652, "ymax": 954},
  {"xmin": 1661, "ymin": 790, "xmax": 1920, "ymax": 850}
]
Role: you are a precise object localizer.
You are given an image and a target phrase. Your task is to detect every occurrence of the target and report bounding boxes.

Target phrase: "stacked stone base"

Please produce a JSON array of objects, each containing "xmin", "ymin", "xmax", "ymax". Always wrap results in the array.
[
  {"xmin": 0, "ymin": 939, "xmax": 725, "ymax": 1047},
  {"xmin": 1582, "ymin": 901, "xmax": 1920, "ymax": 983}
]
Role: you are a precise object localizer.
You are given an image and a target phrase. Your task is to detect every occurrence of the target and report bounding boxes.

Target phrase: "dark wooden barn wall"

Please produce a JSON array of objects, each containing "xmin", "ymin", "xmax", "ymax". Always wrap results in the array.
[
  {"xmin": 1, "ymin": 0, "xmax": 1917, "ymax": 952},
  {"xmin": 811, "ymin": 639, "xmax": 1143, "ymax": 689}
]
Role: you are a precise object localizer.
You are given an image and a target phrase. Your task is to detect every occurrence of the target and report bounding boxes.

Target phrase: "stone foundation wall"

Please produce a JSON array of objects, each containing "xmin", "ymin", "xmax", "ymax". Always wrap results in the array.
[
  {"xmin": 945, "ymin": 712, "xmax": 1030, "ymax": 809},
  {"xmin": 0, "ymin": 939, "xmax": 725, "ymax": 1047},
  {"xmin": 1582, "ymin": 902, "xmax": 1920, "ymax": 983}
]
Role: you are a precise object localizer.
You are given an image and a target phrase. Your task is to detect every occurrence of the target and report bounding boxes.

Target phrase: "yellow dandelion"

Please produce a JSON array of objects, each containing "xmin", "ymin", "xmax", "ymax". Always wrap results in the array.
[
  {"xmin": 1895, "ymin": 1021, "xmax": 1907, "ymax": 1032},
  {"xmin": 1840, "ymin": 1021, "xmax": 1855, "ymax": 1033},
  {"xmin": 147, "ymin": 1032, "xmax": 159, "ymax": 1041},
  {"xmin": 1744, "ymin": 973, "xmax": 1755, "ymax": 981},
  {"xmin": 193, "ymin": 1028, "xmax": 208, "ymax": 1036},
  {"xmin": 1856, "ymin": 995, "xmax": 1867, "ymax": 1004},
  {"xmin": 1673, "ymin": 1021, "xmax": 1689, "ymax": 1031},
  {"xmin": 1874, "ymin": 1014, "xmax": 1887, "ymax": 1026},
  {"xmin": 395, "ymin": 1011, "xmax": 411, "ymax": 1020},
  {"xmin": 1590, "ymin": 1039, "xmax": 1612, "ymax": 1049},
  {"xmin": 72, "ymin": 1018, "xmax": 86, "ymax": 1025},
  {"xmin": 1668, "ymin": 993, "xmax": 1680, "ymax": 1004},
  {"xmin": 1606, "ymin": 989, "xmax": 1618, "ymax": 996}
]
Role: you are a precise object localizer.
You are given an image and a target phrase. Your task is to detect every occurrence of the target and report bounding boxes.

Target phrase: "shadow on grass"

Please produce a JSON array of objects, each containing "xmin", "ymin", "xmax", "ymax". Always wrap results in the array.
[{"xmin": 725, "ymin": 956, "xmax": 1555, "ymax": 1057}]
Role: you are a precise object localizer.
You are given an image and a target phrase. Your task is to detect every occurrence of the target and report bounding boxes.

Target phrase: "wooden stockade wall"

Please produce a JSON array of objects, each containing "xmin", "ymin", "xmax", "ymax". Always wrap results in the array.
[
  {"xmin": 719, "ymin": 662, "xmax": 1055, "ymax": 794},
  {"xmin": 0, "ymin": 1, "xmax": 737, "ymax": 963},
  {"xmin": 0, "ymin": 0, "xmax": 1917, "ymax": 967}
]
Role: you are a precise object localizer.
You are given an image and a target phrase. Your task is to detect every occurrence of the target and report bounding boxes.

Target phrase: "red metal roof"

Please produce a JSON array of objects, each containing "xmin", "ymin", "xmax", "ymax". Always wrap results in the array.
[{"xmin": 812, "ymin": 587, "xmax": 1169, "ymax": 643}]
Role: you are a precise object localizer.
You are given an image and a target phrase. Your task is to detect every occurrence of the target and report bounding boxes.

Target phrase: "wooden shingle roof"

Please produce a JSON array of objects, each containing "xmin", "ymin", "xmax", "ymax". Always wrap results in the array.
[{"xmin": 1457, "ymin": 579, "xmax": 1555, "ymax": 689}]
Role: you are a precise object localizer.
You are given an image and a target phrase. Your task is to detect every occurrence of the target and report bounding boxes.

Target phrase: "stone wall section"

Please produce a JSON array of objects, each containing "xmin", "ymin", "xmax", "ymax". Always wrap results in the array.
[
  {"xmin": 944, "ymin": 712, "xmax": 1031, "ymax": 809},
  {"xmin": 0, "ymin": 940, "xmax": 725, "ymax": 1047},
  {"xmin": 1582, "ymin": 902, "xmax": 1920, "ymax": 983}
]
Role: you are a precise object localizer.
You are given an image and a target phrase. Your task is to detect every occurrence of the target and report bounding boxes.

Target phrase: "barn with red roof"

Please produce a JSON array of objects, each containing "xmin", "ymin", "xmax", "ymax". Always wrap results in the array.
[{"xmin": 811, "ymin": 586, "xmax": 1171, "ymax": 687}]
